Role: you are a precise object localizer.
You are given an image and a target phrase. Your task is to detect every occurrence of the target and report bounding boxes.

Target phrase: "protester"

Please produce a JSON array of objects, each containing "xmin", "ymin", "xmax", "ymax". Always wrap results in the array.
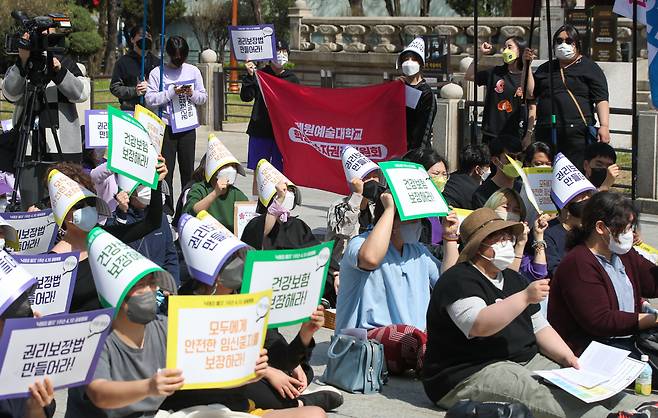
[
  {"xmin": 523, "ymin": 141, "xmax": 553, "ymax": 167},
  {"xmin": 397, "ymin": 37, "xmax": 437, "ymax": 150},
  {"xmin": 90, "ymin": 161, "xmax": 119, "ymax": 214},
  {"xmin": 0, "ymin": 294, "xmax": 56, "ymax": 418},
  {"xmin": 335, "ymin": 190, "xmax": 458, "ymax": 374},
  {"xmin": 465, "ymin": 37, "xmax": 534, "ymax": 145},
  {"xmin": 549, "ymin": 192, "xmax": 658, "ymax": 358},
  {"xmin": 442, "ymin": 144, "xmax": 491, "ymax": 210},
  {"xmin": 110, "ymin": 26, "xmax": 159, "ymax": 111},
  {"xmin": 583, "ymin": 142, "xmax": 619, "ymax": 191},
  {"xmin": 3, "ymin": 31, "xmax": 90, "ymax": 208},
  {"xmin": 241, "ymin": 40, "xmax": 300, "ymax": 195},
  {"xmin": 422, "ymin": 207, "xmax": 651, "ymax": 417},
  {"xmin": 472, "ymin": 135, "xmax": 523, "ymax": 209},
  {"xmin": 145, "ymin": 36, "xmax": 207, "ymax": 210},
  {"xmin": 529, "ymin": 24, "xmax": 610, "ymax": 170}
]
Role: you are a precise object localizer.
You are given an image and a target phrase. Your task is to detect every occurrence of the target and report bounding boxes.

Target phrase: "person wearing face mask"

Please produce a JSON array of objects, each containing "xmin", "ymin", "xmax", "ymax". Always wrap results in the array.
[
  {"xmin": 549, "ymin": 192, "xmax": 658, "ymax": 364},
  {"xmin": 529, "ymin": 24, "xmax": 610, "ymax": 171},
  {"xmin": 422, "ymin": 207, "xmax": 654, "ymax": 417},
  {"xmin": 442, "ymin": 144, "xmax": 491, "ymax": 210},
  {"xmin": 465, "ymin": 36, "xmax": 535, "ymax": 146},
  {"xmin": 241, "ymin": 40, "xmax": 300, "ymax": 196},
  {"xmin": 335, "ymin": 188, "xmax": 458, "ymax": 374},
  {"xmin": 110, "ymin": 26, "xmax": 159, "ymax": 111},
  {"xmin": 145, "ymin": 36, "xmax": 208, "ymax": 211},
  {"xmin": 472, "ymin": 135, "xmax": 523, "ymax": 209},
  {"xmin": 397, "ymin": 38, "xmax": 437, "ymax": 151},
  {"xmin": 583, "ymin": 142, "xmax": 619, "ymax": 191}
]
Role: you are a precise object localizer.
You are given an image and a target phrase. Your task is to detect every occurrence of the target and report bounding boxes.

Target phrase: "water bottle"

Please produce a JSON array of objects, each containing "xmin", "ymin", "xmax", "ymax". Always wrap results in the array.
[{"xmin": 635, "ymin": 355, "xmax": 652, "ymax": 396}]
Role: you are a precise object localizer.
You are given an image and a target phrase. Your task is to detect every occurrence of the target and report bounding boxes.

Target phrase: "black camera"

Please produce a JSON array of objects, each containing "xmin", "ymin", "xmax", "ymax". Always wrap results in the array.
[{"xmin": 4, "ymin": 10, "xmax": 71, "ymax": 56}]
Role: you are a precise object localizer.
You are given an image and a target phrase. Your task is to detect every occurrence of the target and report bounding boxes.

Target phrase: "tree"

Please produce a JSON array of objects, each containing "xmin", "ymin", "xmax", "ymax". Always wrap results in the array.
[
  {"xmin": 446, "ymin": 0, "xmax": 512, "ymax": 16},
  {"xmin": 384, "ymin": 0, "xmax": 401, "ymax": 16},
  {"xmin": 249, "ymin": 0, "xmax": 263, "ymax": 24},
  {"xmin": 420, "ymin": 0, "xmax": 431, "ymax": 16},
  {"xmin": 121, "ymin": 0, "xmax": 187, "ymax": 50},
  {"xmin": 66, "ymin": 4, "xmax": 104, "ymax": 60},
  {"xmin": 348, "ymin": 0, "xmax": 364, "ymax": 16},
  {"xmin": 103, "ymin": 0, "xmax": 120, "ymax": 75}
]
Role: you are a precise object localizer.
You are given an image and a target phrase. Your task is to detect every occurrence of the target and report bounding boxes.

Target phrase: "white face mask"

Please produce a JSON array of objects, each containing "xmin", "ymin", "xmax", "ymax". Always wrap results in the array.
[
  {"xmin": 555, "ymin": 43, "xmax": 576, "ymax": 61},
  {"xmin": 481, "ymin": 240, "xmax": 516, "ymax": 271},
  {"xmin": 401, "ymin": 60, "xmax": 421, "ymax": 77},
  {"xmin": 480, "ymin": 168, "xmax": 491, "ymax": 182},
  {"xmin": 399, "ymin": 221, "xmax": 422, "ymax": 244},
  {"xmin": 282, "ymin": 190, "xmax": 296, "ymax": 211},
  {"xmin": 607, "ymin": 227, "xmax": 634, "ymax": 255},
  {"xmin": 275, "ymin": 51, "xmax": 288, "ymax": 67},
  {"xmin": 0, "ymin": 238, "xmax": 6, "ymax": 249},
  {"xmin": 494, "ymin": 209, "xmax": 521, "ymax": 223},
  {"xmin": 135, "ymin": 186, "xmax": 151, "ymax": 206},
  {"xmin": 216, "ymin": 166, "xmax": 238, "ymax": 185},
  {"xmin": 71, "ymin": 206, "xmax": 98, "ymax": 232}
]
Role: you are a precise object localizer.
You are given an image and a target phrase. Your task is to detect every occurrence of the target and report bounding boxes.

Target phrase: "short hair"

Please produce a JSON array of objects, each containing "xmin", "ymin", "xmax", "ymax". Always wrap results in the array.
[
  {"xmin": 459, "ymin": 144, "xmax": 491, "ymax": 173},
  {"xmin": 129, "ymin": 25, "xmax": 150, "ymax": 39},
  {"xmin": 483, "ymin": 187, "xmax": 527, "ymax": 222},
  {"xmin": 401, "ymin": 148, "xmax": 448, "ymax": 172},
  {"xmin": 165, "ymin": 36, "xmax": 189, "ymax": 59},
  {"xmin": 553, "ymin": 24, "xmax": 583, "ymax": 55},
  {"xmin": 584, "ymin": 142, "xmax": 617, "ymax": 164},
  {"xmin": 489, "ymin": 134, "xmax": 522, "ymax": 157},
  {"xmin": 523, "ymin": 142, "xmax": 554, "ymax": 166}
]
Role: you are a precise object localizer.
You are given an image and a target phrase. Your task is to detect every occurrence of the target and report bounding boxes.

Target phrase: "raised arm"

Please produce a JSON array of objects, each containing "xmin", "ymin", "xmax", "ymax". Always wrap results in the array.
[
  {"xmin": 464, "ymin": 42, "xmax": 493, "ymax": 82},
  {"xmin": 358, "ymin": 192, "xmax": 395, "ymax": 270}
]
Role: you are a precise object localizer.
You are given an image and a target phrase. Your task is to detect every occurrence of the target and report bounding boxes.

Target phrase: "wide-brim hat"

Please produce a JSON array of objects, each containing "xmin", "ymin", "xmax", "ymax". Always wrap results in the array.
[{"xmin": 457, "ymin": 208, "xmax": 525, "ymax": 264}]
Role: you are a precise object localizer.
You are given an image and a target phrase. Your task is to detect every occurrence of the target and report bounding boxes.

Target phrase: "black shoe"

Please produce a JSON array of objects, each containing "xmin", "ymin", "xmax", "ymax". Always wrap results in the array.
[{"xmin": 299, "ymin": 389, "xmax": 344, "ymax": 411}]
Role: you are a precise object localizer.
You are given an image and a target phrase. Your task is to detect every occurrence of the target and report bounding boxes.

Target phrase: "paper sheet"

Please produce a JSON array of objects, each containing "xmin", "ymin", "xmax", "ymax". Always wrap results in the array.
[{"xmin": 405, "ymin": 85, "xmax": 422, "ymax": 109}]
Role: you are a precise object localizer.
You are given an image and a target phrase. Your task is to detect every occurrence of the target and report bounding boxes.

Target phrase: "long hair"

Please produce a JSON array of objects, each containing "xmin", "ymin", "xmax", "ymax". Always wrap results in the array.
[{"xmin": 505, "ymin": 36, "xmax": 527, "ymax": 71}]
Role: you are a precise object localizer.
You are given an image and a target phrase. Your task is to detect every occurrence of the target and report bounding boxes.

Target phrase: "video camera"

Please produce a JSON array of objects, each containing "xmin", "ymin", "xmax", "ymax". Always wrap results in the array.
[{"xmin": 4, "ymin": 10, "xmax": 71, "ymax": 56}]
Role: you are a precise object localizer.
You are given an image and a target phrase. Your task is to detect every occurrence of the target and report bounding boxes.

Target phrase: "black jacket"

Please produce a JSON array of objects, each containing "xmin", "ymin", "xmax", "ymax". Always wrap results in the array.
[
  {"xmin": 406, "ymin": 79, "xmax": 437, "ymax": 150},
  {"xmin": 110, "ymin": 50, "xmax": 160, "ymax": 111},
  {"xmin": 240, "ymin": 65, "xmax": 299, "ymax": 139}
]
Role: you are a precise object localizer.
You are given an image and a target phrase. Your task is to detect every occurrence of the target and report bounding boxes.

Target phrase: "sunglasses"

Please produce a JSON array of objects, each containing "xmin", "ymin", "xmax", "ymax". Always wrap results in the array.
[{"xmin": 555, "ymin": 37, "xmax": 575, "ymax": 46}]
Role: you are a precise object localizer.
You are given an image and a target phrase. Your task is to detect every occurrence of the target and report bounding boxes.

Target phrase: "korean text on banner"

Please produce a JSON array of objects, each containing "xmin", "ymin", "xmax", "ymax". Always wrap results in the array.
[
  {"xmin": 228, "ymin": 25, "xmax": 277, "ymax": 62},
  {"xmin": 0, "ymin": 250, "xmax": 37, "ymax": 317},
  {"xmin": 84, "ymin": 109, "xmax": 108, "ymax": 149},
  {"xmin": 2, "ymin": 210, "xmax": 58, "ymax": 255},
  {"xmin": 379, "ymin": 161, "xmax": 450, "ymax": 221},
  {"xmin": 107, "ymin": 106, "xmax": 159, "ymax": 189},
  {"xmin": 134, "ymin": 104, "xmax": 165, "ymax": 152},
  {"xmin": 234, "ymin": 202, "xmax": 259, "ymax": 240},
  {"xmin": 171, "ymin": 81, "xmax": 200, "ymax": 134},
  {"xmin": 257, "ymin": 71, "xmax": 407, "ymax": 195},
  {"xmin": 16, "ymin": 252, "xmax": 80, "ymax": 316},
  {"xmin": 166, "ymin": 291, "xmax": 272, "ymax": 390},
  {"xmin": 0, "ymin": 308, "xmax": 113, "ymax": 399},
  {"xmin": 505, "ymin": 155, "xmax": 542, "ymax": 214},
  {"xmin": 551, "ymin": 153, "xmax": 595, "ymax": 209},
  {"xmin": 522, "ymin": 167, "xmax": 558, "ymax": 214},
  {"xmin": 240, "ymin": 241, "xmax": 333, "ymax": 328}
]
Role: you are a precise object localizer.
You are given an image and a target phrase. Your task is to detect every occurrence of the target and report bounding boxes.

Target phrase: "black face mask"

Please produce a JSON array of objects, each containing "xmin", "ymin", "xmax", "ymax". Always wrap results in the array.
[
  {"xmin": 362, "ymin": 180, "xmax": 384, "ymax": 202},
  {"xmin": 171, "ymin": 57, "xmax": 186, "ymax": 67},
  {"xmin": 567, "ymin": 199, "xmax": 588, "ymax": 218},
  {"xmin": 135, "ymin": 38, "xmax": 152, "ymax": 51},
  {"xmin": 588, "ymin": 167, "xmax": 608, "ymax": 188}
]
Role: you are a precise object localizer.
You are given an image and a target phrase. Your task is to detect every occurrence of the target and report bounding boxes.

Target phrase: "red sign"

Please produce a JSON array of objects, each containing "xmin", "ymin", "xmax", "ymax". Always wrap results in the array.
[{"xmin": 257, "ymin": 71, "xmax": 407, "ymax": 195}]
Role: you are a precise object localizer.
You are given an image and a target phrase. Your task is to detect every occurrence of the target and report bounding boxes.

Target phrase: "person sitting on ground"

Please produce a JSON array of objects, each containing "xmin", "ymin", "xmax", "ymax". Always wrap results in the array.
[
  {"xmin": 483, "ymin": 188, "xmax": 550, "ymax": 282},
  {"xmin": 523, "ymin": 141, "xmax": 554, "ymax": 168},
  {"xmin": 472, "ymin": 135, "xmax": 523, "ymax": 209},
  {"xmin": 422, "ymin": 207, "xmax": 653, "ymax": 418},
  {"xmin": 442, "ymin": 144, "xmax": 491, "ymax": 210},
  {"xmin": 335, "ymin": 189, "xmax": 459, "ymax": 374},
  {"xmin": 583, "ymin": 142, "xmax": 619, "ymax": 191},
  {"xmin": 549, "ymin": 191, "xmax": 658, "ymax": 360}
]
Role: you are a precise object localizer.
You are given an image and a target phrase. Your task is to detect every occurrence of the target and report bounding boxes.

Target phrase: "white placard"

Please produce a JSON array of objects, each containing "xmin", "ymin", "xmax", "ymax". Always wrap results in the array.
[
  {"xmin": 17, "ymin": 253, "xmax": 79, "ymax": 316},
  {"xmin": 550, "ymin": 153, "xmax": 596, "ymax": 209},
  {"xmin": 341, "ymin": 146, "xmax": 379, "ymax": 182},
  {"xmin": 134, "ymin": 104, "xmax": 165, "ymax": 152},
  {"xmin": 228, "ymin": 25, "xmax": 277, "ymax": 62},
  {"xmin": 405, "ymin": 85, "xmax": 422, "ymax": 109},
  {"xmin": 170, "ymin": 81, "xmax": 199, "ymax": 134},
  {"xmin": 233, "ymin": 202, "xmax": 259, "ymax": 240},
  {"xmin": 84, "ymin": 110, "xmax": 108, "ymax": 149},
  {"xmin": 2, "ymin": 210, "xmax": 58, "ymax": 255}
]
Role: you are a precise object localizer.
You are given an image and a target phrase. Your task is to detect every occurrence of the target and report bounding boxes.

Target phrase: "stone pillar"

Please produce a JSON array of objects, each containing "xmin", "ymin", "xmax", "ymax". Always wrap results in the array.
[
  {"xmin": 637, "ymin": 110, "xmax": 658, "ymax": 199},
  {"xmin": 433, "ymin": 84, "xmax": 464, "ymax": 166},
  {"xmin": 539, "ymin": 0, "xmax": 564, "ymax": 59},
  {"xmin": 196, "ymin": 50, "xmax": 222, "ymax": 129},
  {"xmin": 289, "ymin": 0, "xmax": 313, "ymax": 51}
]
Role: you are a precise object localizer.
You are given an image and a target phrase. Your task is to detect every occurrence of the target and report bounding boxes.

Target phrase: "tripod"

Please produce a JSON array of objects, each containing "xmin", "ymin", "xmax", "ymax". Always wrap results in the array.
[{"xmin": 8, "ymin": 54, "xmax": 65, "ymax": 212}]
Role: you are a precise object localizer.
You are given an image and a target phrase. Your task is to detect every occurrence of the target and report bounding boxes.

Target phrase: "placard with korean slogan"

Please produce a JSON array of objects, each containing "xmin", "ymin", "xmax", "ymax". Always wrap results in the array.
[
  {"xmin": 234, "ymin": 202, "xmax": 258, "ymax": 240},
  {"xmin": 16, "ymin": 252, "xmax": 79, "ymax": 316},
  {"xmin": 166, "ymin": 291, "xmax": 272, "ymax": 390},
  {"xmin": 228, "ymin": 24, "xmax": 277, "ymax": 62},
  {"xmin": 0, "ymin": 250, "xmax": 37, "ymax": 317},
  {"xmin": 453, "ymin": 208, "xmax": 473, "ymax": 227},
  {"xmin": 551, "ymin": 153, "xmax": 597, "ymax": 209},
  {"xmin": 504, "ymin": 155, "xmax": 543, "ymax": 215},
  {"xmin": 107, "ymin": 106, "xmax": 159, "ymax": 189},
  {"xmin": 256, "ymin": 159, "xmax": 294, "ymax": 207},
  {"xmin": 378, "ymin": 161, "xmax": 449, "ymax": 221},
  {"xmin": 241, "ymin": 241, "xmax": 333, "ymax": 328},
  {"xmin": 1, "ymin": 210, "xmax": 58, "ymax": 255},
  {"xmin": 84, "ymin": 109, "xmax": 108, "ymax": 149},
  {"xmin": 134, "ymin": 104, "xmax": 165, "ymax": 152},
  {"xmin": 522, "ymin": 167, "xmax": 558, "ymax": 214},
  {"xmin": 0, "ymin": 308, "xmax": 113, "ymax": 399},
  {"xmin": 171, "ymin": 81, "xmax": 199, "ymax": 134}
]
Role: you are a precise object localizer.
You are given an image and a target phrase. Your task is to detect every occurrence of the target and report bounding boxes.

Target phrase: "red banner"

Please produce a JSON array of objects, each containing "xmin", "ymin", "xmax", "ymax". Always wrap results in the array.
[{"xmin": 257, "ymin": 71, "xmax": 407, "ymax": 195}]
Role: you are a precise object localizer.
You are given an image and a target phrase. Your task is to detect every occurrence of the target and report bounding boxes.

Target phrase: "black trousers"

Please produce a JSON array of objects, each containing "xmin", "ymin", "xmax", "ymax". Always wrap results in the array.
[
  {"xmin": 534, "ymin": 124, "xmax": 589, "ymax": 171},
  {"xmin": 162, "ymin": 126, "xmax": 196, "ymax": 210},
  {"xmin": 241, "ymin": 364, "xmax": 314, "ymax": 410}
]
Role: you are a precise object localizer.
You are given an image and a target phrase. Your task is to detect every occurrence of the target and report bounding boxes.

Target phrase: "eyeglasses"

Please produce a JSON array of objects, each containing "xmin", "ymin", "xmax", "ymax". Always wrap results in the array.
[
  {"xmin": 555, "ymin": 37, "xmax": 575, "ymax": 46},
  {"xmin": 484, "ymin": 235, "xmax": 517, "ymax": 247}
]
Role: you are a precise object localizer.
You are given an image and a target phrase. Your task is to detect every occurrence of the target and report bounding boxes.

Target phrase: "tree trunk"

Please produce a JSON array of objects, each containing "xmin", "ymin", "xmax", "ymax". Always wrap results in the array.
[
  {"xmin": 91, "ymin": 0, "xmax": 109, "ymax": 76},
  {"xmin": 348, "ymin": 0, "xmax": 364, "ymax": 16},
  {"xmin": 250, "ymin": 0, "xmax": 263, "ymax": 24},
  {"xmin": 103, "ymin": 0, "xmax": 120, "ymax": 75},
  {"xmin": 384, "ymin": 0, "xmax": 401, "ymax": 16},
  {"xmin": 420, "ymin": 0, "xmax": 431, "ymax": 16}
]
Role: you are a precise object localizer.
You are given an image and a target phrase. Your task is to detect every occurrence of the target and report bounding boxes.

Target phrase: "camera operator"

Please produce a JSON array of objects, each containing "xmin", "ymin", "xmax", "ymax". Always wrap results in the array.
[{"xmin": 2, "ymin": 30, "xmax": 89, "ymax": 208}]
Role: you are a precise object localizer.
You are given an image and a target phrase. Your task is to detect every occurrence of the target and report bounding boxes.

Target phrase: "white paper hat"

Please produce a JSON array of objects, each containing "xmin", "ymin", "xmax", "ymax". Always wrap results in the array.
[
  {"xmin": 398, "ymin": 37, "xmax": 426, "ymax": 67},
  {"xmin": 47, "ymin": 169, "xmax": 112, "ymax": 227},
  {"xmin": 0, "ymin": 250, "xmax": 37, "ymax": 316},
  {"xmin": 341, "ymin": 146, "xmax": 379, "ymax": 182},
  {"xmin": 550, "ymin": 153, "xmax": 596, "ymax": 210},
  {"xmin": 178, "ymin": 211, "xmax": 247, "ymax": 286},
  {"xmin": 87, "ymin": 227, "xmax": 164, "ymax": 315},
  {"xmin": 255, "ymin": 159, "xmax": 295, "ymax": 207},
  {"xmin": 205, "ymin": 133, "xmax": 246, "ymax": 182}
]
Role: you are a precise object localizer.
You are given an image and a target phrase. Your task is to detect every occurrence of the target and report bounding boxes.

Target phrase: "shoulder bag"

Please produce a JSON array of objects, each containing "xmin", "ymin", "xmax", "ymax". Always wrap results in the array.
[{"xmin": 559, "ymin": 67, "xmax": 598, "ymax": 145}]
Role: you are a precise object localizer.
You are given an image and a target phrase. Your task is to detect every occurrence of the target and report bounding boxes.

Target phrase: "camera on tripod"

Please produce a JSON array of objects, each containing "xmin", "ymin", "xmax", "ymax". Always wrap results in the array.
[{"xmin": 4, "ymin": 11, "xmax": 72, "ymax": 58}]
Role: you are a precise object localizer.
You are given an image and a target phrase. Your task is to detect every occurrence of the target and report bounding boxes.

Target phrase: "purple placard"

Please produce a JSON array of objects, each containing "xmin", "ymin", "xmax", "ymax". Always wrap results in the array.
[
  {"xmin": 2, "ymin": 210, "xmax": 58, "ymax": 255},
  {"xmin": 15, "ymin": 252, "xmax": 80, "ymax": 316},
  {"xmin": 549, "ymin": 153, "xmax": 596, "ymax": 209},
  {"xmin": 170, "ymin": 80, "xmax": 200, "ymax": 134},
  {"xmin": 228, "ymin": 24, "xmax": 277, "ymax": 62},
  {"xmin": 84, "ymin": 109, "xmax": 108, "ymax": 149},
  {"xmin": 0, "ymin": 308, "xmax": 113, "ymax": 399}
]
